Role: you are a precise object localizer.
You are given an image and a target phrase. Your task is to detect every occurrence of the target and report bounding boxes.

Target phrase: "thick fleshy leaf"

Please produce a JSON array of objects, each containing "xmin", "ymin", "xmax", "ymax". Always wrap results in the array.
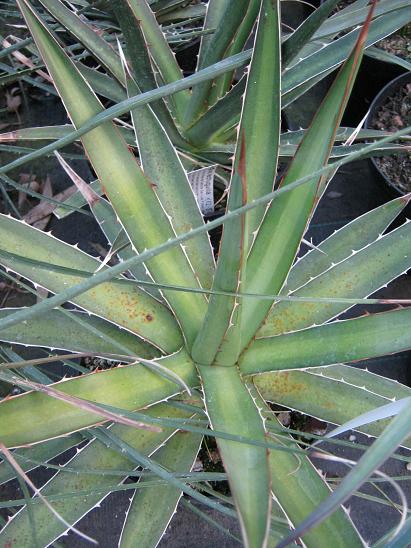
[
  {"xmin": 253, "ymin": 394, "xmax": 363, "ymax": 548},
  {"xmin": 0, "ymin": 308, "xmax": 158, "ymax": 357},
  {"xmin": 258, "ymin": 218, "xmax": 411, "ymax": 337},
  {"xmin": 184, "ymin": 0, "xmax": 250, "ymax": 125},
  {"xmin": 0, "ymin": 350, "xmax": 197, "ymax": 448},
  {"xmin": 253, "ymin": 365, "xmax": 411, "ymax": 448},
  {"xmin": 126, "ymin": 73, "xmax": 215, "ymax": 291},
  {"xmin": 282, "ymin": 5, "xmax": 411, "ymax": 107},
  {"xmin": 120, "ymin": 429, "xmax": 202, "ymax": 548},
  {"xmin": 16, "ymin": 0, "xmax": 207, "ymax": 347},
  {"xmin": 0, "ymin": 403, "xmax": 191, "ymax": 547},
  {"xmin": 0, "ymin": 434, "xmax": 82, "ymax": 486},
  {"xmin": 37, "ymin": 0, "xmax": 125, "ymax": 83},
  {"xmin": 124, "ymin": 0, "xmax": 189, "ymax": 123},
  {"xmin": 277, "ymin": 401, "xmax": 411, "ymax": 546},
  {"xmin": 239, "ymin": 2, "xmax": 379, "ymax": 352},
  {"xmin": 284, "ymin": 194, "xmax": 411, "ymax": 294},
  {"xmin": 0, "ymin": 214, "xmax": 180, "ymax": 354},
  {"xmin": 241, "ymin": 307, "xmax": 411, "ymax": 375},
  {"xmin": 191, "ymin": 0, "xmax": 281, "ymax": 366},
  {"xmin": 198, "ymin": 364, "xmax": 271, "ymax": 548},
  {"xmin": 115, "ymin": 0, "xmax": 185, "ymax": 145}
]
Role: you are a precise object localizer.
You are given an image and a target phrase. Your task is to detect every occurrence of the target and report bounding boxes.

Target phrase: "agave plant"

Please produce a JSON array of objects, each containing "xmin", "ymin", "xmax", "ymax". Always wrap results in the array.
[{"xmin": 0, "ymin": 0, "xmax": 411, "ymax": 546}]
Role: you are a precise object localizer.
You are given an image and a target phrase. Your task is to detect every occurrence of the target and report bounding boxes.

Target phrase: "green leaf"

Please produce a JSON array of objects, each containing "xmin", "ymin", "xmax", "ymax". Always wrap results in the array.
[
  {"xmin": 120, "ymin": 429, "xmax": 202, "ymax": 548},
  {"xmin": 124, "ymin": 0, "xmax": 190, "ymax": 123},
  {"xmin": 0, "ymin": 403, "xmax": 191, "ymax": 547},
  {"xmin": 254, "ymin": 395, "xmax": 363, "ymax": 548},
  {"xmin": 241, "ymin": 306, "xmax": 411, "ymax": 375},
  {"xmin": 0, "ymin": 214, "xmax": 180, "ymax": 354},
  {"xmin": 237, "ymin": 2, "xmax": 374, "ymax": 355},
  {"xmin": 16, "ymin": 0, "xmax": 207, "ymax": 348},
  {"xmin": 282, "ymin": 5, "xmax": 411, "ymax": 107},
  {"xmin": 282, "ymin": 0, "xmax": 341, "ymax": 67},
  {"xmin": 115, "ymin": 0, "xmax": 185, "ymax": 145},
  {"xmin": 258, "ymin": 218, "xmax": 411, "ymax": 337},
  {"xmin": 184, "ymin": 0, "xmax": 250, "ymax": 125},
  {"xmin": 284, "ymin": 194, "xmax": 411, "ymax": 293},
  {"xmin": 0, "ymin": 350, "xmax": 197, "ymax": 448},
  {"xmin": 253, "ymin": 365, "xmax": 411, "ymax": 446},
  {"xmin": 0, "ymin": 435, "xmax": 82, "ymax": 486},
  {"xmin": 365, "ymin": 45, "xmax": 411, "ymax": 71},
  {"xmin": 0, "ymin": 308, "xmax": 158, "ymax": 357},
  {"xmin": 191, "ymin": 0, "xmax": 281, "ymax": 366},
  {"xmin": 277, "ymin": 401, "xmax": 411, "ymax": 547},
  {"xmin": 198, "ymin": 364, "xmax": 271, "ymax": 548},
  {"xmin": 37, "ymin": 0, "xmax": 125, "ymax": 83},
  {"xmin": 125, "ymin": 72, "xmax": 215, "ymax": 291}
]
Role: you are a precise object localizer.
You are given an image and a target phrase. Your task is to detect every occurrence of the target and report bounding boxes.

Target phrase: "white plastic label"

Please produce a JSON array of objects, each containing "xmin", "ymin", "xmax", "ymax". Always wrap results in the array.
[{"xmin": 188, "ymin": 166, "xmax": 216, "ymax": 215}]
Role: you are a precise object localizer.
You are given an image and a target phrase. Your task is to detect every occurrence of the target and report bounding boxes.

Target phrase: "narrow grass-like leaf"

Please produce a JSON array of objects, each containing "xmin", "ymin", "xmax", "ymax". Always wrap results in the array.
[{"xmin": 120, "ymin": 429, "xmax": 202, "ymax": 548}]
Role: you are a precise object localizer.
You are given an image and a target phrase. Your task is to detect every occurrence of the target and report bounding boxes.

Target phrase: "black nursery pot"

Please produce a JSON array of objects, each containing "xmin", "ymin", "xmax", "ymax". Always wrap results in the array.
[{"xmin": 364, "ymin": 72, "xmax": 411, "ymax": 202}]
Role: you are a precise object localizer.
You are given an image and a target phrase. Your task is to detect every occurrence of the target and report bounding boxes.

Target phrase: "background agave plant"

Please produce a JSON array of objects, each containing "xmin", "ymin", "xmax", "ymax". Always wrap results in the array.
[{"xmin": 0, "ymin": 0, "xmax": 411, "ymax": 546}]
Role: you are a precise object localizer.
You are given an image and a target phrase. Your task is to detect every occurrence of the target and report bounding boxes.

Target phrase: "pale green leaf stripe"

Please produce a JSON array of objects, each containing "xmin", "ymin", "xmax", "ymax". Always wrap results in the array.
[
  {"xmin": 260, "ymin": 398, "xmax": 362, "ymax": 548},
  {"xmin": 0, "ymin": 214, "xmax": 180, "ymax": 354},
  {"xmin": 0, "ymin": 308, "xmax": 156, "ymax": 357},
  {"xmin": 253, "ymin": 366, "xmax": 411, "ymax": 446},
  {"xmin": 17, "ymin": 0, "xmax": 207, "ymax": 347},
  {"xmin": 284, "ymin": 194, "xmax": 410, "ymax": 293},
  {"xmin": 0, "ymin": 404, "xmax": 190, "ymax": 547},
  {"xmin": 196, "ymin": 0, "xmax": 231, "ymax": 70},
  {"xmin": 120, "ymin": 429, "xmax": 202, "ymax": 548},
  {"xmin": 198, "ymin": 364, "xmax": 271, "ymax": 548},
  {"xmin": 192, "ymin": 0, "xmax": 281, "ymax": 366},
  {"xmin": 0, "ymin": 128, "xmax": 408, "ymax": 341},
  {"xmin": 241, "ymin": 306, "xmax": 411, "ymax": 375},
  {"xmin": 277, "ymin": 402, "xmax": 411, "ymax": 547},
  {"xmin": 258, "ymin": 217, "xmax": 411, "ymax": 337},
  {"xmin": 127, "ymin": 74, "xmax": 215, "ymax": 290},
  {"xmin": 0, "ymin": 350, "xmax": 197, "ymax": 448},
  {"xmin": 38, "ymin": 0, "xmax": 125, "ymax": 83},
  {"xmin": 125, "ymin": 0, "xmax": 189, "ymax": 122}
]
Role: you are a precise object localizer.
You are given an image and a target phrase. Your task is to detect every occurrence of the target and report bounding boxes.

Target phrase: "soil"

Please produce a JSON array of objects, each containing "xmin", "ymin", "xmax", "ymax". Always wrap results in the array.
[
  {"xmin": 376, "ymin": 24, "xmax": 411, "ymax": 60},
  {"xmin": 370, "ymin": 81, "xmax": 411, "ymax": 194}
]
